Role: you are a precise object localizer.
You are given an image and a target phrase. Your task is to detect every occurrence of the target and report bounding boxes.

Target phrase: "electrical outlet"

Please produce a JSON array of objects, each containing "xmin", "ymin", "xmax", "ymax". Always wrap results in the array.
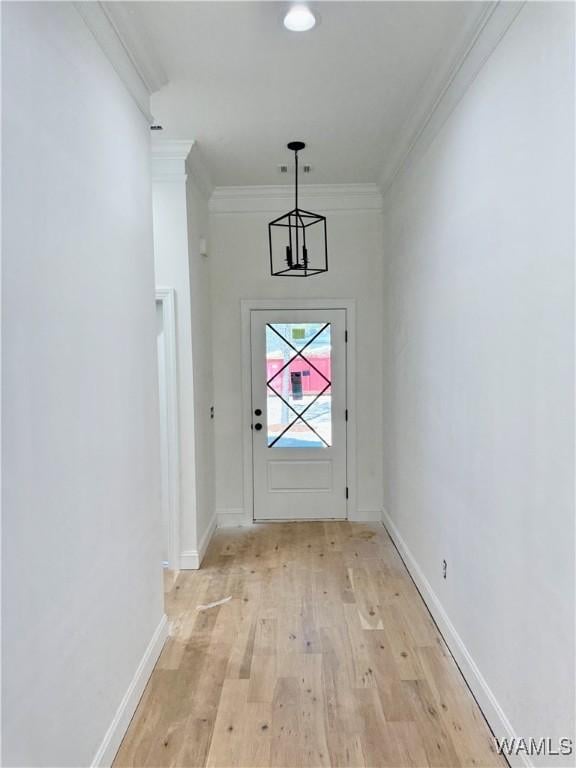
[{"xmin": 442, "ymin": 559, "xmax": 447, "ymax": 579}]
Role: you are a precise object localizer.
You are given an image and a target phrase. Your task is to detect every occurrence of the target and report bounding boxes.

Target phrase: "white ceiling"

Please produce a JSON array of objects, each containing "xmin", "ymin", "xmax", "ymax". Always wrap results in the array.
[{"xmin": 109, "ymin": 1, "xmax": 489, "ymax": 186}]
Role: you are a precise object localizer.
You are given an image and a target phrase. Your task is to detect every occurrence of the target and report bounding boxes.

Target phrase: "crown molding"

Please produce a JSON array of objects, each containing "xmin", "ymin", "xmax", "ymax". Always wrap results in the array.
[
  {"xmin": 209, "ymin": 183, "xmax": 383, "ymax": 214},
  {"xmin": 100, "ymin": 2, "xmax": 168, "ymax": 95},
  {"xmin": 379, "ymin": 0, "xmax": 525, "ymax": 201},
  {"xmin": 151, "ymin": 139, "xmax": 195, "ymax": 181},
  {"xmin": 73, "ymin": 2, "xmax": 153, "ymax": 122},
  {"xmin": 186, "ymin": 144, "xmax": 215, "ymax": 202}
]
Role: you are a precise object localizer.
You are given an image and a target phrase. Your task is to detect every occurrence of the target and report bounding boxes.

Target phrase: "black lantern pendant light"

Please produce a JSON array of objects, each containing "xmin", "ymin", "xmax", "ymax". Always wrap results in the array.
[{"xmin": 268, "ymin": 142, "xmax": 328, "ymax": 277}]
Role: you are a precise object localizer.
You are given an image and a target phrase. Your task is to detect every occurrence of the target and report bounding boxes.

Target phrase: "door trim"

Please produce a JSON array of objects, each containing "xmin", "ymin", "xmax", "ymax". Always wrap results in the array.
[
  {"xmin": 156, "ymin": 287, "xmax": 181, "ymax": 570},
  {"xmin": 241, "ymin": 299, "xmax": 357, "ymax": 524}
]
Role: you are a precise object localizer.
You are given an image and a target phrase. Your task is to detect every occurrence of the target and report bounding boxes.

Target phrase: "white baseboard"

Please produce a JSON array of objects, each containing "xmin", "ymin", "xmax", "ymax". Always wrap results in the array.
[
  {"xmin": 217, "ymin": 508, "xmax": 252, "ymax": 528},
  {"xmin": 180, "ymin": 514, "xmax": 217, "ymax": 569},
  {"xmin": 91, "ymin": 614, "xmax": 169, "ymax": 768},
  {"xmin": 381, "ymin": 509, "xmax": 531, "ymax": 768},
  {"xmin": 350, "ymin": 509, "xmax": 382, "ymax": 522},
  {"xmin": 216, "ymin": 510, "xmax": 383, "ymax": 525}
]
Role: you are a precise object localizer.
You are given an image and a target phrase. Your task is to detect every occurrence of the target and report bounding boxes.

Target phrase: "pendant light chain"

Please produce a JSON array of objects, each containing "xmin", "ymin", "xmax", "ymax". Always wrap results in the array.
[{"xmin": 295, "ymin": 146, "xmax": 299, "ymax": 211}]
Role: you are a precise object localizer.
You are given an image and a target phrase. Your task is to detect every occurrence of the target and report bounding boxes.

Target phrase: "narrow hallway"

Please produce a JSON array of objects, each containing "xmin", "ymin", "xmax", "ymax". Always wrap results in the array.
[
  {"xmin": 115, "ymin": 523, "xmax": 502, "ymax": 767},
  {"xmin": 3, "ymin": 3, "xmax": 573, "ymax": 765}
]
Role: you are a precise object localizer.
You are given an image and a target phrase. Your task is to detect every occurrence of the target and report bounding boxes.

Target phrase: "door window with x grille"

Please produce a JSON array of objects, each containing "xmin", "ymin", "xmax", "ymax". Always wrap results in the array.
[
  {"xmin": 251, "ymin": 308, "xmax": 347, "ymax": 521},
  {"xmin": 265, "ymin": 323, "xmax": 332, "ymax": 448}
]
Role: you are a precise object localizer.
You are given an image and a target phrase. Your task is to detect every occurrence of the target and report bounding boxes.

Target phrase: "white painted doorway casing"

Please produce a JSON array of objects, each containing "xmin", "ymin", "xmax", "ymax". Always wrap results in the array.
[
  {"xmin": 155, "ymin": 288, "xmax": 180, "ymax": 570},
  {"xmin": 241, "ymin": 299, "xmax": 356, "ymax": 523}
]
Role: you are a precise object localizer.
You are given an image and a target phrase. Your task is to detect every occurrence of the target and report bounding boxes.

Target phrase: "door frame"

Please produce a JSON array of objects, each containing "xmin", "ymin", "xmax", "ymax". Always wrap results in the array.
[
  {"xmin": 240, "ymin": 298, "xmax": 357, "ymax": 523},
  {"xmin": 156, "ymin": 287, "xmax": 181, "ymax": 570}
]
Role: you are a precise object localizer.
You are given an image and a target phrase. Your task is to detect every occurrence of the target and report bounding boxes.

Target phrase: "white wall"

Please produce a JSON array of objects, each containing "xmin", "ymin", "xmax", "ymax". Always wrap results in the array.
[
  {"xmin": 152, "ymin": 143, "xmax": 215, "ymax": 563},
  {"xmin": 210, "ymin": 194, "xmax": 384, "ymax": 523},
  {"xmin": 382, "ymin": 2, "xmax": 574, "ymax": 762},
  {"xmin": 186, "ymin": 168, "xmax": 215, "ymax": 547},
  {"xmin": 156, "ymin": 301, "xmax": 171, "ymax": 564},
  {"xmin": 152, "ymin": 149, "xmax": 199, "ymax": 560},
  {"xmin": 2, "ymin": 3, "xmax": 165, "ymax": 766}
]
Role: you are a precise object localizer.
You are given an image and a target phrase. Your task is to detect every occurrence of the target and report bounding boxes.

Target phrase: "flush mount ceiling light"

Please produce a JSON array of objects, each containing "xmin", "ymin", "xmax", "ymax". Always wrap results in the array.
[
  {"xmin": 268, "ymin": 142, "xmax": 328, "ymax": 277},
  {"xmin": 283, "ymin": 4, "xmax": 316, "ymax": 31}
]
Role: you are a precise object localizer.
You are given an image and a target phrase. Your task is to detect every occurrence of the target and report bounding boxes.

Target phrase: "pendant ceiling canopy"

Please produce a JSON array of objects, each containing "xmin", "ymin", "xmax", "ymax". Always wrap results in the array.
[{"xmin": 268, "ymin": 142, "xmax": 328, "ymax": 277}]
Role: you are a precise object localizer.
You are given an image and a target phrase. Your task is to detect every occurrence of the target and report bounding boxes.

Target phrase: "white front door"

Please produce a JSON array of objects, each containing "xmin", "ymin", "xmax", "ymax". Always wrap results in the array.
[{"xmin": 251, "ymin": 308, "xmax": 347, "ymax": 521}]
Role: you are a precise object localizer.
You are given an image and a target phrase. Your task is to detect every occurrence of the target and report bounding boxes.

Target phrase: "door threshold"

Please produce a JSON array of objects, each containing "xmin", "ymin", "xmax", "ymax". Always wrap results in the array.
[{"xmin": 253, "ymin": 517, "xmax": 348, "ymax": 523}]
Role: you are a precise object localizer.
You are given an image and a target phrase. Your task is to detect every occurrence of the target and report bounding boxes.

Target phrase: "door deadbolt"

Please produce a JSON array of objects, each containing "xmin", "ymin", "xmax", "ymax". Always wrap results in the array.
[{"xmin": 254, "ymin": 408, "xmax": 262, "ymax": 416}]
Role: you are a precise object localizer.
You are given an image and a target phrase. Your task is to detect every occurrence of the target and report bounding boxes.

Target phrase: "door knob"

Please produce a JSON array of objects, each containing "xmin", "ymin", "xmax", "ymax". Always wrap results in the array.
[{"xmin": 254, "ymin": 423, "xmax": 263, "ymax": 431}]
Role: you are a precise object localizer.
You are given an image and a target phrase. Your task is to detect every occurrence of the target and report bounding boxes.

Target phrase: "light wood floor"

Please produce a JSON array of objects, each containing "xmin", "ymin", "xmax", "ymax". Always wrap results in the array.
[{"xmin": 114, "ymin": 522, "xmax": 503, "ymax": 768}]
